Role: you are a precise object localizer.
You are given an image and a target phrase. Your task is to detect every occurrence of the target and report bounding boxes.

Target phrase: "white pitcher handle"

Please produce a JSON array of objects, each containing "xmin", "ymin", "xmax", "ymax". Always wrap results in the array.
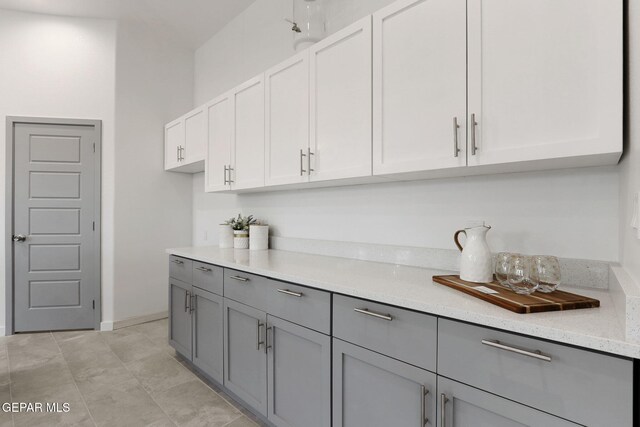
[{"xmin": 454, "ymin": 230, "xmax": 466, "ymax": 252}]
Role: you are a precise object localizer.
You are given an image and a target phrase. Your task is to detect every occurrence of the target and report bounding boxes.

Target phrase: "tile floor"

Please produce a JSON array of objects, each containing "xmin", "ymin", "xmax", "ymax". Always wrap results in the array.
[{"xmin": 0, "ymin": 319, "xmax": 265, "ymax": 427}]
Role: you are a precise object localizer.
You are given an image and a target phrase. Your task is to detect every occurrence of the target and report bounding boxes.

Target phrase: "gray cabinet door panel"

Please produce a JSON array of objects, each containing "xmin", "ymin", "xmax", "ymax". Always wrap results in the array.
[
  {"xmin": 438, "ymin": 319, "xmax": 633, "ymax": 427},
  {"xmin": 437, "ymin": 377, "xmax": 579, "ymax": 427},
  {"xmin": 267, "ymin": 316, "xmax": 331, "ymax": 427},
  {"xmin": 333, "ymin": 294, "xmax": 437, "ymax": 371},
  {"xmin": 266, "ymin": 281, "xmax": 331, "ymax": 334},
  {"xmin": 224, "ymin": 269, "xmax": 271, "ymax": 311},
  {"xmin": 223, "ymin": 298, "xmax": 268, "ymax": 415},
  {"xmin": 169, "ymin": 256, "xmax": 193, "ymax": 283},
  {"xmin": 169, "ymin": 279, "xmax": 192, "ymax": 359},
  {"xmin": 193, "ymin": 262, "xmax": 223, "ymax": 295},
  {"xmin": 192, "ymin": 288, "xmax": 224, "ymax": 384},
  {"xmin": 333, "ymin": 338, "xmax": 436, "ymax": 427}
]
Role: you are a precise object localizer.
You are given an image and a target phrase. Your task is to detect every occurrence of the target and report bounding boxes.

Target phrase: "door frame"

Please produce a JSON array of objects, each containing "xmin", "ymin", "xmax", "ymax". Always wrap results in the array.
[{"xmin": 5, "ymin": 116, "xmax": 102, "ymax": 335}]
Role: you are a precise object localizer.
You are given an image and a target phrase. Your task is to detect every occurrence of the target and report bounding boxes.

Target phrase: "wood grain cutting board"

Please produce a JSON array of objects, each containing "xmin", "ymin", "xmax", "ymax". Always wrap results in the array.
[{"xmin": 433, "ymin": 275, "xmax": 600, "ymax": 314}]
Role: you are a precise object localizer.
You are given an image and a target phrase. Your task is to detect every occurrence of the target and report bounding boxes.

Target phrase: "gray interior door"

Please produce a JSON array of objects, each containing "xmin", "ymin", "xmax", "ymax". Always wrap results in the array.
[{"xmin": 12, "ymin": 121, "xmax": 99, "ymax": 332}]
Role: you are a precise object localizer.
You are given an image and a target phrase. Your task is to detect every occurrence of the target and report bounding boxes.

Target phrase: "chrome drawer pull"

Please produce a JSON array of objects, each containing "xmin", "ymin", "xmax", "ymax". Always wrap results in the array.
[
  {"xmin": 353, "ymin": 308, "xmax": 393, "ymax": 321},
  {"xmin": 277, "ymin": 289, "xmax": 303, "ymax": 298},
  {"xmin": 481, "ymin": 339, "xmax": 552, "ymax": 362},
  {"xmin": 229, "ymin": 275, "xmax": 250, "ymax": 282},
  {"xmin": 195, "ymin": 266, "xmax": 212, "ymax": 272},
  {"xmin": 453, "ymin": 117, "xmax": 460, "ymax": 158},
  {"xmin": 420, "ymin": 385, "xmax": 429, "ymax": 426},
  {"xmin": 440, "ymin": 393, "xmax": 449, "ymax": 427},
  {"xmin": 171, "ymin": 259, "xmax": 184, "ymax": 265},
  {"xmin": 256, "ymin": 321, "xmax": 265, "ymax": 350}
]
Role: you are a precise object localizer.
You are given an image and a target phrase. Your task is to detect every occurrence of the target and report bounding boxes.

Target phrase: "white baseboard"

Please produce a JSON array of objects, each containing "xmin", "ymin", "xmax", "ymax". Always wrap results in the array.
[
  {"xmin": 100, "ymin": 321, "xmax": 114, "ymax": 331},
  {"xmin": 112, "ymin": 311, "xmax": 168, "ymax": 330}
]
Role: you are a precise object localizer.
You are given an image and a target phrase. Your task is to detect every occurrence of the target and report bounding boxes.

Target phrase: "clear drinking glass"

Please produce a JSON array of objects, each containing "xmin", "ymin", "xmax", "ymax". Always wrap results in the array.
[
  {"xmin": 494, "ymin": 252, "xmax": 513, "ymax": 288},
  {"xmin": 507, "ymin": 255, "xmax": 539, "ymax": 295},
  {"xmin": 532, "ymin": 255, "xmax": 561, "ymax": 293}
]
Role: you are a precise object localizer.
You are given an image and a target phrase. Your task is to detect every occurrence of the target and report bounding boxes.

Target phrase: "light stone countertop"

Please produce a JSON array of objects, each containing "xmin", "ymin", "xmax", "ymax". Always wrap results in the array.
[{"xmin": 168, "ymin": 246, "xmax": 640, "ymax": 359}]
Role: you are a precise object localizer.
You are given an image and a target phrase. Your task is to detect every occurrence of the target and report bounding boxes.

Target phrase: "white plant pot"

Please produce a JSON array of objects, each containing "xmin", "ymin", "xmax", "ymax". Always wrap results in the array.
[
  {"xmin": 249, "ymin": 225, "xmax": 269, "ymax": 251},
  {"xmin": 233, "ymin": 229, "xmax": 249, "ymax": 249},
  {"xmin": 219, "ymin": 225, "xmax": 234, "ymax": 248}
]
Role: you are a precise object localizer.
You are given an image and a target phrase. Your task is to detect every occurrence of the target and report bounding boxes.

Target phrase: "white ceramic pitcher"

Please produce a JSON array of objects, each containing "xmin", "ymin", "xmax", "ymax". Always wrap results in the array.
[{"xmin": 454, "ymin": 224, "xmax": 493, "ymax": 283}]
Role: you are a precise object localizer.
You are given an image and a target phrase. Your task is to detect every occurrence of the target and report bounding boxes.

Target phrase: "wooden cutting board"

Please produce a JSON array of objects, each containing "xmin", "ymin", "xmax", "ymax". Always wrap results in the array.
[{"xmin": 433, "ymin": 275, "xmax": 600, "ymax": 314}]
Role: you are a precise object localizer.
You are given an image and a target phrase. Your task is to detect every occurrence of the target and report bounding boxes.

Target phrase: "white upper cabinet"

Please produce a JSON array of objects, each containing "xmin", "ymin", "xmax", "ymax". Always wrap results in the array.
[
  {"xmin": 231, "ymin": 75, "xmax": 265, "ymax": 191},
  {"xmin": 373, "ymin": 0, "xmax": 467, "ymax": 176},
  {"xmin": 467, "ymin": 0, "xmax": 622, "ymax": 168},
  {"xmin": 205, "ymin": 93, "xmax": 233, "ymax": 192},
  {"xmin": 309, "ymin": 16, "xmax": 373, "ymax": 182},
  {"xmin": 265, "ymin": 52, "xmax": 310, "ymax": 187},
  {"xmin": 164, "ymin": 106, "xmax": 206, "ymax": 173}
]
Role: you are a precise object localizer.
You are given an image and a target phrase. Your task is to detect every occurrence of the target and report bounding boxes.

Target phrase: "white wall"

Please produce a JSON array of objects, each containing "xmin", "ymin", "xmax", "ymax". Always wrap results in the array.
[
  {"xmin": 113, "ymin": 22, "xmax": 194, "ymax": 323},
  {"xmin": 619, "ymin": 0, "xmax": 640, "ymax": 284},
  {"xmin": 0, "ymin": 10, "xmax": 117, "ymax": 333},
  {"xmin": 192, "ymin": 0, "xmax": 621, "ymax": 263}
]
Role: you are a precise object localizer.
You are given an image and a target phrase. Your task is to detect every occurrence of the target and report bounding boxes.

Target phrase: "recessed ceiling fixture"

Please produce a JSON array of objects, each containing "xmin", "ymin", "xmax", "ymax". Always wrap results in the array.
[{"xmin": 284, "ymin": 0, "xmax": 326, "ymax": 51}]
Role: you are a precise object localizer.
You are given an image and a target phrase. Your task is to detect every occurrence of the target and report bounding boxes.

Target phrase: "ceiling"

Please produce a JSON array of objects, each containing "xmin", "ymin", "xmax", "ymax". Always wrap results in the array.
[{"xmin": 0, "ymin": 0, "xmax": 256, "ymax": 48}]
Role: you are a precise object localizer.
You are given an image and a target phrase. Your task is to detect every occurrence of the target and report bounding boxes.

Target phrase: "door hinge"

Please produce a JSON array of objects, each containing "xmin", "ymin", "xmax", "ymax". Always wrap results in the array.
[
  {"xmin": 92, "ymin": 221, "xmax": 95, "ymax": 231},
  {"xmin": 92, "ymin": 300, "xmax": 95, "ymax": 310}
]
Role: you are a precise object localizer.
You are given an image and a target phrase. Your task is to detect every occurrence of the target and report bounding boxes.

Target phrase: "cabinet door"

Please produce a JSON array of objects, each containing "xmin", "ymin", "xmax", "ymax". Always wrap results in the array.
[
  {"xmin": 265, "ymin": 52, "xmax": 310, "ymax": 187},
  {"xmin": 333, "ymin": 338, "xmax": 436, "ymax": 427},
  {"xmin": 310, "ymin": 17, "xmax": 372, "ymax": 182},
  {"xmin": 164, "ymin": 119, "xmax": 184, "ymax": 170},
  {"xmin": 373, "ymin": 0, "xmax": 467, "ymax": 175},
  {"xmin": 232, "ymin": 75, "xmax": 265, "ymax": 190},
  {"xmin": 437, "ymin": 377, "xmax": 579, "ymax": 427},
  {"xmin": 223, "ymin": 298, "xmax": 268, "ymax": 415},
  {"xmin": 205, "ymin": 93, "xmax": 232, "ymax": 192},
  {"xmin": 267, "ymin": 316, "xmax": 330, "ymax": 427},
  {"xmin": 184, "ymin": 107, "xmax": 206, "ymax": 164},
  {"xmin": 169, "ymin": 279, "xmax": 192, "ymax": 359},
  {"xmin": 467, "ymin": 0, "xmax": 622, "ymax": 167},
  {"xmin": 192, "ymin": 288, "xmax": 224, "ymax": 384}
]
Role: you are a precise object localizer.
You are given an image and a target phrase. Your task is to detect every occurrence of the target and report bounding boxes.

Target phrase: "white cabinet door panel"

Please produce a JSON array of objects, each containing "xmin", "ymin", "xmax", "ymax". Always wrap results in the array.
[
  {"xmin": 310, "ymin": 17, "xmax": 373, "ymax": 182},
  {"xmin": 184, "ymin": 107, "xmax": 206, "ymax": 164},
  {"xmin": 373, "ymin": 0, "xmax": 467, "ymax": 175},
  {"xmin": 467, "ymin": 0, "xmax": 622, "ymax": 166},
  {"xmin": 205, "ymin": 94, "xmax": 232, "ymax": 192},
  {"xmin": 265, "ymin": 52, "xmax": 310, "ymax": 187},
  {"xmin": 164, "ymin": 120, "xmax": 183, "ymax": 170},
  {"xmin": 233, "ymin": 75, "xmax": 265, "ymax": 190}
]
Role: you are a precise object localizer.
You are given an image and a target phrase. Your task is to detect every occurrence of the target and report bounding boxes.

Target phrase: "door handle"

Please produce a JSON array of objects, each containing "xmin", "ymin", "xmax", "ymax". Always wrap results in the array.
[
  {"xmin": 453, "ymin": 117, "xmax": 460, "ymax": 158},
  {"xmin": 470, "ymin": 113, "xmax": 478, "ymax": 155},
  {"xmin": 420, "ymin": 385, "xmax": 429, "ymax": 426},
  {"xmin": 190, "ymin": 294, "xmax": 196, "ymax": 313},
  {"xmin": 307, "ymin": 148, "xmax": 314, "ymax": 174},
  {"xmin": 265, "ymin": 326, "xmax": 272, "ymax": 354},
  {"xmin": 481, "ymin": 339, "xmax": 552, "ymax": 362},
  {"xmin": 195, "ymin": 266, "xmax": 212, "ymax": 272},
  {"xmin": 276, "ymin": 289, "xmax": 303, "ymax": 298},
  {"xmin": 353, "ymin": 307, "xmax": 393, "ymax": 321},
  {"xmin": 184, "ymin": 290, "xmax": 189, "ymax": 312},
  {"xmin": 300, "ymin": 149, "xmax": 307, "ymax": 176},
  {"xmin": 440, "ymin": 393, "xmax": 449, "ymax": 427},
  {"xmin": 229, "ymin": 275, "xmax": 249, "ymax": 282},
  {"xmin": 12, "ymin": 235, "xmax": 26, "ymax": 242},
  {"xmin": 256, "ymin": 320, "xmax": 265, "ymax": 350},
  {"xmin": 227, "ymin": 166, "xmax": 234, "ymax": 184}
]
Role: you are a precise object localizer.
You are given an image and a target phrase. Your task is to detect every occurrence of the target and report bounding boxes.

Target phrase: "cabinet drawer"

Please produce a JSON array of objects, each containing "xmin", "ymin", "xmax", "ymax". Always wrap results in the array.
[
  {"xmin": 169, "ymin": 256, "xmax": 192, "ymax": 283},
  {"xmin": 193, "ymin": 262, "xmax": 223, "ymax": 295},
  {"xmin": 438, "ymin": 319, "xmax": 633, "ymax": 427},
  {"xmin": 333, "ymin": 295, "xmax": 437, "ymax": 371},
  {"xmin": 266, "ymin": 281, "xmax": 330, "ymax": 334},
  {"xmin": 223, "ymin": 268, "xmax": 270, "ymax": 311}
]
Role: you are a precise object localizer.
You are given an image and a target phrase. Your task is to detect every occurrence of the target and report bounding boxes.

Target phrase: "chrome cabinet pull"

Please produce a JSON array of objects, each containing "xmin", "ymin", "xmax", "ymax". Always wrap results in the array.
[
  {"xmin": 300, "ymin": 149, "xmax": 307, "ymax": 176},
  {"xmin": 420, "ymin": 386, "xmax": 429, "ymax": 426},
  {"xmin": 176, "ymin": 146, "xmax": 179, "ymax": 162},
  {"xmin": 481, "ymin": 339, "xmax": 552, "ymax": 362},
  {"xmin": 195, "ymin": 266, "xmax": 212, "ymax": 273},
  {"xmin": 265, "ymin": 326, "xmax": 272, "ymax": 354},
  {"xmin": 179, "ymin": 146, "xmax": 185, "ymax": 161},
  {"xmin": 190, "ymin": 294, "xmax": 196, "ymax": 313},
  {"xmin": 223, "ymin": 165, "xmax": 228, "ymax": 185},
  {"xmin": 227, "ymin": 166, "xmax": 234, "ymax": 184},
  {"xmin": 470, "ymin": 113, "xmax": 478, "ymax": 155},
  {"xmin": 171, "ymin": 259, "xmax": 184, "ymax": 265},
  {"xmin": 229, "ymin": 275, "xmax": 249, "ymax": 282},
  {"xmin": 353, "ymin": 308, "xmax": 393, "ymax": 321},
  {"xmin": 453, "ymin": 117, "xmax": 460, "ymax": 158},
  {"xmin": 440, "ymin": 394, "xmax": 449, "ymax": 427},
  {"xmin": 184, "ymin": 290, "xmax": 188, "ymax": 312},
  {"xmin": 277, "ymin": 289, "xmax": 303, "ymax": 298},
  {"xmin": 308, "ymin": 148, "xmax": 314, "ymax": 174},
  {"xmin": 256, "ymin": 320, "xmax": 265, "ymax": 350}
]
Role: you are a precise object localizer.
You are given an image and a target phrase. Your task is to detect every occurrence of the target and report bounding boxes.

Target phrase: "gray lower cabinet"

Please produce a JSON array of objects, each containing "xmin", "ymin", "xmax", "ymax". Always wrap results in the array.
[
  {"xmin": 192, "ymin": 287, "xmax": 224, "ymax": 384},
  {"xmin": 169, "ymin": 278, "xmax": 192, "ymax": 359},
  {"xmin": 333, "ymin": 338, "xmax": 436, "ymax": 427},
  {"xmin": 437, "ymin": 377, "xmax": 579, "ymax": 427},
  {"xmin": 267, "ymin": 315, "xmax": 331, "ymax": 427},
  {"xmin": 223, "ymin": 298, "xmax": 268, "ymax": 415}
]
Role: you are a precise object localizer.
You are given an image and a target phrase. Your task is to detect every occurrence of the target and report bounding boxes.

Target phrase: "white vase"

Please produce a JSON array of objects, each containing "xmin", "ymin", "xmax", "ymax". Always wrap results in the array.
[
  {"xmin": 233, "ymin": 229, "xmax": 249, "ymax": 249},
  {"xmin": 454, "ymin": 224, "xmax": 493, "ymax": 283},
  {"xmin": 249, "ymin": 225, "xmax": 269, "ymax": 251},
  {"xmin": 219, "ymin": 225, "xmax": 234, "ymax": 248}
]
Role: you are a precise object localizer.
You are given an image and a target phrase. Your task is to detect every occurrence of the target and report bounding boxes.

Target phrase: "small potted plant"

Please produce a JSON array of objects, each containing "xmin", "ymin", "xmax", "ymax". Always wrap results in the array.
[{"xmin": 228, "ymin": 214, "xmax": 257, "ymax": 249}]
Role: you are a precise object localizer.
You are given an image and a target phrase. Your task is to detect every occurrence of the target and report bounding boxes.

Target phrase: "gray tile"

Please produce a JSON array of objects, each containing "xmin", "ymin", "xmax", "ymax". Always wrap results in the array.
[
  {"xmin": 224, "ymin": 416, "xmax": 260, "ymax": 427},
  {"xmin": 83, "ymin": 378, "xmax": 173, "ymax": 427},
  {"xmin": 7, "ymin": 333, "xmax": 60, "ymax": 371},
  {"xmin": 125, "ymin": 352, "xmax": 193, "ymax": 395},
  {"xmin": 12, "ymin": 394, "xmax": 93, "ymax": 427},
  {"xmin": 54, "ymin": 331, "xmax": 110, "ymax": 362},
  {"xmin": 147, "ymin": 335, "xmax": 177, "ymax": 357},
  {"xmin": 0, "ymin": 348, "xmax": 10, "ymax": 386},
  {"xmin": 152, "ymin": 379, "xmax": 240, "ymax": 427},
  {"xmin": 66, "ymin": 349, "xmax": 131, "ymax": 396},
  {"xmin": 0, "ymin": 383, "xmax": 13, "ymax": 427},
  {"xmin": 129, "ymin": 320, "xmax": 168, "ymax": 340},
  {"xmin": 108, "ymin": 333, "xmax": 162, "ymax": 364},
  {"xmin": 10, "ymin": 356, "xmax": 75, "ymax": 402}
]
